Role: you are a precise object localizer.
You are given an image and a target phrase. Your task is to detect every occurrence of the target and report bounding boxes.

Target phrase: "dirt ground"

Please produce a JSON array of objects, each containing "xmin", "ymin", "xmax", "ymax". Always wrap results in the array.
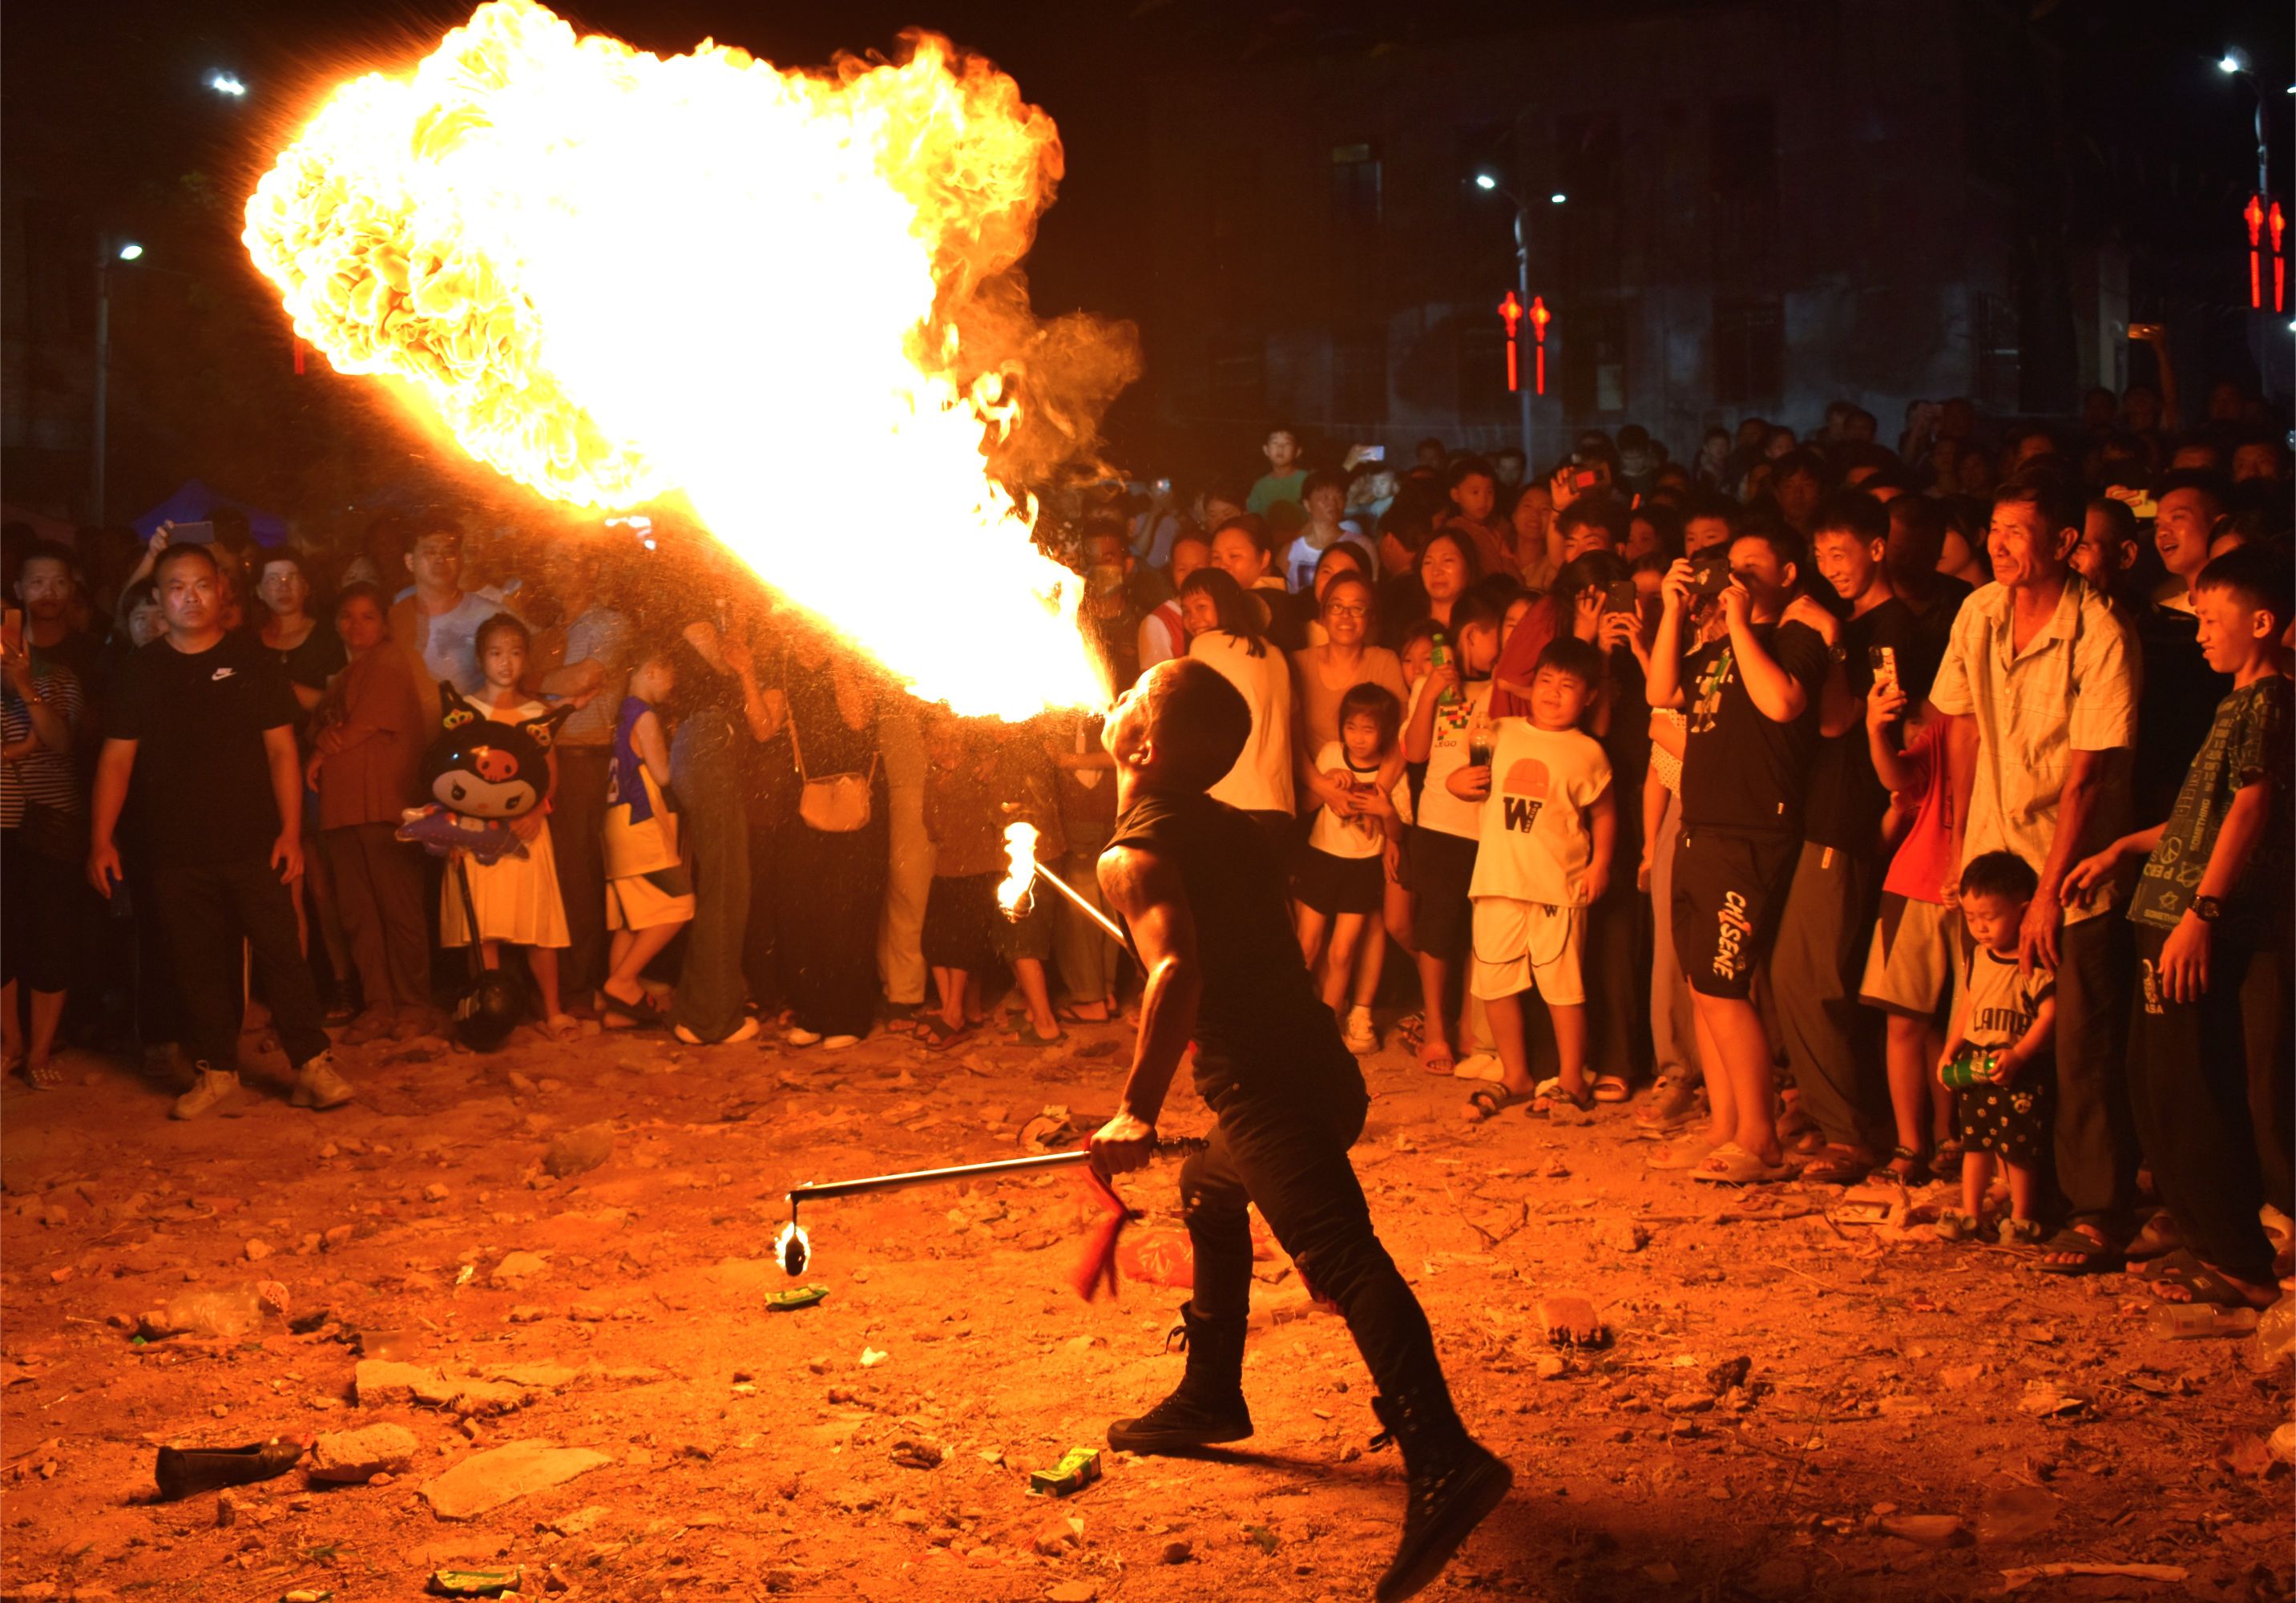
[{"xmin": 2, "ymin": 1010, "xmax": 2290, "ymax": 1603}]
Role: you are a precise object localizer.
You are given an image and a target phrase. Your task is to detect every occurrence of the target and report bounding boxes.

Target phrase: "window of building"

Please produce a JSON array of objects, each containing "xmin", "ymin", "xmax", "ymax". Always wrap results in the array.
[
  {"xmin": 1709, "ymin": 96, "xmax": 1777, "ymax": 279},
  {"xmin": 1713, "ymin": 296, "xmax": 1782, "ymax": 408},
  {"xmin": 1332, "ymin": 326, "xmax": 1388, "ymax": 426},
  {"xmin": 1562, "ymin": 301, "xmax": 1629, "ymax": 418},
  {"xmin": 1975, "ymin": 292, "xmax": 2020, "ymax": 412}
]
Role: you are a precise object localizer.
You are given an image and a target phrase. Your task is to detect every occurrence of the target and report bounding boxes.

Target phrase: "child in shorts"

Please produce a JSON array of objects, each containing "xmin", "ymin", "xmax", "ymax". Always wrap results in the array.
[
  {"xmin": 600, "ymin": 649, "xmax": 695, "ymax": 1028},
  {"xmin": 1857, "ymin": 668, "xmax": 1961, "ymax": 1183},
  {"xmin": 1935, "ymin": 850, "xmax": 2056, "ymax": 1246},
  {"xmin": 1293, "ymin": 682, "xmax": 1405, "ymax": 1052},
  {"xmin": 1452, "ymin": 636, "xmax": 1614, "ymax": 1120}
]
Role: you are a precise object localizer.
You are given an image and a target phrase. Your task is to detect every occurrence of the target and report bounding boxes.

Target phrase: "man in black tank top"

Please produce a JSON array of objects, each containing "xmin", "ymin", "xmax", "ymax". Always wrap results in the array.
[{"xmin": 1087, "ymin": 659, "xmax": 1510, "ymax": 1603}]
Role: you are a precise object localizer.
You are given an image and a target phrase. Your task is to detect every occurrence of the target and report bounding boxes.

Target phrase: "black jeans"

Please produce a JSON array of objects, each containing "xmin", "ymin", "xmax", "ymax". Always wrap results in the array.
[
  {"xmin": 1181, "ymin": 1060, "xmax": 1459, "ymax": 1419},
  {"xmin": 149, "ymin": 856, "xmax": 330, "ymax": 1074},
  {"xmin": 2129, "ymin": 923, "xmax": 2277, "ymax": 1279},
  {"xmin": 2054, "ymin": 912, "xmax": 2138, "ymax": 1233}
]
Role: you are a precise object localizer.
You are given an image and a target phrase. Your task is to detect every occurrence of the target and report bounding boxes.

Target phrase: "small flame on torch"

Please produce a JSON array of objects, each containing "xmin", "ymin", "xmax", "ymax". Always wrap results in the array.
[{"xmin": 997, "ymin": 823, "xmax": 1039, "ymax": 919}]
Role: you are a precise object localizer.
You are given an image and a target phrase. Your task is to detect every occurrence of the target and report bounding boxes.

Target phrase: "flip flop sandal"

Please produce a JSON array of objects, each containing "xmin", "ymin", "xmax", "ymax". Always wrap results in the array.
[
  {"xmin": 1883, "ymin": 1145, "xmax": 1932, "ymax": 1185},
  {"xmin": 1592, "ymin": 1074, "xmax": 1632, "ymax": 1104},
  {"xmin": 1797, "ymin": 1149, "xmax": 1875, "ymax": 1185},
  {"xmin": 915, "ymin": 1016, "xmax": 974, "ymax": 1051},
  {"xmin": 1055, "ymin": 1003, "xmax": 1112, "ymax": 1025},
  {"xmin": 2146, "ymin": 1247, "xmax": 2271, "ymax": 1310},
  {"xmin": 1691, "ymin": 1142, "xmax": 1794, "ymax": 1185},
  {"xmin": 25, "ymin": 1058, "xmax": 65, "ymax": 1090},
  {"xmin": 1463, "ymin": 1084, "xmax": 1524, "ymax": 1123},
  {"xmin": 2030, "ymin": 1226, "xmax": 2125, "ymax": 1277},
  {"xmin": 1011, "ymin": 1024, "xmax": 1067, "ymax": 1048},
  {"xmin": 1645, "ymin": 1134, "xmax": 1721, "ymax": 1171},
  {"xmin": 1418, "ymin": 1041, "xmax": 1456, "ymax": 1076},
  {"xmin": 1531, "ymin": 1076, "xmax": 1595, "ymax": 1114}
]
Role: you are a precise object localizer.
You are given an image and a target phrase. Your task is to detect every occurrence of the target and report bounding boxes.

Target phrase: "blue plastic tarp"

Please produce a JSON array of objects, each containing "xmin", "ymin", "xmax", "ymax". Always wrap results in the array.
[{"xmin": 131, "ymin": 480, "xmax": 289, "ymax": 547}]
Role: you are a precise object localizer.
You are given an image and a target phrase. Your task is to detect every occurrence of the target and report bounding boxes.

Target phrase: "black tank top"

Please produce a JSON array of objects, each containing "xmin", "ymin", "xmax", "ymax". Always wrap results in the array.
[{"xmin": 1105, "ymin": 787, "xmax": 1354, "ymax": 1100}]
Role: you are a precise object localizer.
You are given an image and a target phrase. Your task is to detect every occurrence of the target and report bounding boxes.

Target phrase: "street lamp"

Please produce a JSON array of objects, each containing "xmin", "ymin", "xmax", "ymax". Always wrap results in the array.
[
  {"xmin": 1549, "ymin": 193, "xmax": 1568, "ymax": 205},
  {"xmin": 207, "ymin": 70, "xmax": 247, "ymax": 97},
  {"xmin": 117, "ymin": 242, "xmax": 143, "ymax": 261},
  {"xmin": 2219, "ymin": 46, "xmax": 2270, "ymax": 199},
  {"xmin": 92, "ymin": 240, "xmax": 154, "ymax": 523},
  {"xmin": 1471, "ymin": 171, "xmax": 1536, "ymax": 466}
]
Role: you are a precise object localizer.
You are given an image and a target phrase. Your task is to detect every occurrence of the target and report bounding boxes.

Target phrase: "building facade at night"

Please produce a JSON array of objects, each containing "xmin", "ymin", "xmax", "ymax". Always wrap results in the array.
[{"xmin": 1138, "ymin": 0, "xmax": 2129, "ymax": 465}]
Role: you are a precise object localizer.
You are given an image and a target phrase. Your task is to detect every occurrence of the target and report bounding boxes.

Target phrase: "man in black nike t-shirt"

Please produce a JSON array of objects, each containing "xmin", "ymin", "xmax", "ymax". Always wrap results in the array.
[{"xmin": 1086, "ymin": 658, "xmax": 1509, "ymax": 1603}]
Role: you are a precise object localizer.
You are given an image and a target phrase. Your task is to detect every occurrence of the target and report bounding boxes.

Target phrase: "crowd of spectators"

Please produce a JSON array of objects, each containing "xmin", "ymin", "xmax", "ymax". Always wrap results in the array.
[{"xmin": 1, "ymin": 373, "xmax": 2290, "ymax": 1318}]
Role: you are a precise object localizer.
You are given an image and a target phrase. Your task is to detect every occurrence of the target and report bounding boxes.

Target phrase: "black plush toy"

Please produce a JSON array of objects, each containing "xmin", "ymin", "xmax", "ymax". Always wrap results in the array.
[{"xmin": 394, "ymin": 684, "xmax": 574, "ymax": 1049}]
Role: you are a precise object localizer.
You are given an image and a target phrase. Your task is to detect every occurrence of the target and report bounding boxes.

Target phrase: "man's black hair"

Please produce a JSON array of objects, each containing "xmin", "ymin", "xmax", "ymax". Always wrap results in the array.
[
  {"xmin": 1301, "ymin": 467, "xmax": 1348, "ymax": 503},
  {"xmin": 1141, "ymin": 657, "xmax": 1251, "ymax": 791},
  {"xmin": 1810, "ymin": 489, "xmax": 1889, "ymax": 547},
  {"xmin": 151, "ymin": 541, "xmax": 222, "ymax": 583},
  {"xmin": 1556, "ymin": 494, "xmax": 1629, "ymax": 547},
  {"xmin": 1446, "ymin": 454, "xmax": 1497, "ymax": 491},
  {"xmin": 1958, "ymin": 850, "xmax": 2038, "ymax": 906},
  {"xmin": 1992, "ymin": 470, "xmax": 2085, "ymax": 543},
  {"xmin": 2196, "ymin": 543, "xmax": 2295, "ymax": 629},
  {"xmin": 1533, "ymin": 635, "xmax": 1606, "ymax": 693},
  {"xmin": 2152, "ymin": 467, "xmax": 2233, "ymax": 517},
  {"xmin": 2084, "ymin": 496, "xmax": 2138, "ymax": 551},
  {"xmin": 1728, "ymin": 515, "xmax": 1803, "ymax": 577},
  {"xmin": 1773, "ymin": 446, "xmax": 1829, "ymax": 485},
  {"xmin": 1209, "ymin": 512, "xmax": 1275, "ymax": 556},
  {"xmin": 1632, "ymin": 503, "xmax": 1685, "ymax": 559}
]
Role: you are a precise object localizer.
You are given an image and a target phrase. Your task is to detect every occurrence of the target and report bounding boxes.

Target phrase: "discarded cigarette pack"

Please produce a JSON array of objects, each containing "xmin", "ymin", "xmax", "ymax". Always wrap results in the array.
[
  {"xmin": 765, "ymin": 1284, "xmax": 829, "ymax": 1312},
  {"xmin": 428, "ymin": 1570, "xmax": 523, "ymax": 1597},
  {"xmin": 1029, "ymin": 1445, "xmax": 1104, "ymax": 1496}
]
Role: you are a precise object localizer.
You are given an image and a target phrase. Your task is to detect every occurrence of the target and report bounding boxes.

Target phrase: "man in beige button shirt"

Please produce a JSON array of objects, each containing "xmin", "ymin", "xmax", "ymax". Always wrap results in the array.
[{"xmin": 1931, "ymin": 473, "xmax": 2139, "ymax": 1273}]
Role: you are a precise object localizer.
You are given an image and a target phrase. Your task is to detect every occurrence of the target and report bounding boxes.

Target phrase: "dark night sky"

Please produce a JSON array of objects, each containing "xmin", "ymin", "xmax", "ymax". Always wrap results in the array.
[{"xmin": 2, "ymin": 0, "xmax": 2287, "ymax": 510}]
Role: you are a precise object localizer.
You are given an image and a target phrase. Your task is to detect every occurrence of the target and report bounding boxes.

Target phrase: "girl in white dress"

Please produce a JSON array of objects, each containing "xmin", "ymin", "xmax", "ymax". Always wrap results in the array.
[{"xmin": 441, "ymin": 613, "xmax": 575, "ymax": 1039}]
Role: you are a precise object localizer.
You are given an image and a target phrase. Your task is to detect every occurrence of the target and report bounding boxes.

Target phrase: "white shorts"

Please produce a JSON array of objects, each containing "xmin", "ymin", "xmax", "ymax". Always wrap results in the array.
[{"xmin": 1467, "ymin": 898, "xmax": 1586, "ymax": 1004}]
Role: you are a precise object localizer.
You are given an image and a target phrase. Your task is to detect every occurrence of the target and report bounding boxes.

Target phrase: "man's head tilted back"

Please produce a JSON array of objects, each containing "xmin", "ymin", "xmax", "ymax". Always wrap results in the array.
[{"xmin": 1104, "ymin": 658, "xmax": 1249, "ymax": 794}]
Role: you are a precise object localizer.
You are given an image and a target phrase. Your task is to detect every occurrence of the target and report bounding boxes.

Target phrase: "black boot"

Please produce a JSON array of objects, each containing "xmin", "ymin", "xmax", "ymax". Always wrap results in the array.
[
  {"xmin": 1370, "ymin": 1391, "xmax": 1512, "ymax": 1603},
  {"xmin": 1107, "ymin": 1302, "xmax": 1253, "ymax": 1453}
]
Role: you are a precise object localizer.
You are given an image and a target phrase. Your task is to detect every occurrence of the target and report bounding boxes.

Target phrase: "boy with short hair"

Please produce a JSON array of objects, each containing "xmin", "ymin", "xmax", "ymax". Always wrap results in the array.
[
  {"xmin": 1451, "ymin": 637, "xmax": 1615, "ymax": 1118},
  {"xmin": 1935, "ymin": 851, "xmax": 2056, "ymax": 1245},
  {"xmin": 1246, "ymin": 426, "xmax": 1307, "ymax": 519},
  {"xmin": 2064, "ymin": 545, "xmax": 2292, "ymax": 1308}
]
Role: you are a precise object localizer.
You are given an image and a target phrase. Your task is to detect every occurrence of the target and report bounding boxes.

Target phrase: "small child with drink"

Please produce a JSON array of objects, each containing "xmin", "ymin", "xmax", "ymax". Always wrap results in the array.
[
  {"xmin": 1292, "ymin": 682, "xmax": 1404, "ymax": 1051},
  {"xmin": 1935, "ymin": 850, "xmax": 2056, "ymax": 1246}
]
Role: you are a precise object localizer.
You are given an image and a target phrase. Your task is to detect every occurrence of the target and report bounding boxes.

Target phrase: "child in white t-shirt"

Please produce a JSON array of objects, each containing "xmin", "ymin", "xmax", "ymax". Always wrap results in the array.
[
  {"xmin": 1292, "ymin": 683, "xmax": 1405, "ymax": 1052},
  {"xmin": 1451, "ymin": 636, "xmax": 1614, "ymax": 1120}
]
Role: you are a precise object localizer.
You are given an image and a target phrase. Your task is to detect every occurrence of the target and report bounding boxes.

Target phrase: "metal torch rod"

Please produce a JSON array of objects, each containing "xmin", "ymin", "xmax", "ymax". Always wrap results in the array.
[
  {"xmin": 788, "ymin": 1149, "xmax": 1092, "ymax": 1205},
  {"xmin": 1025, "ymin": 858, "xmax": 1131, "ymax": 946}
]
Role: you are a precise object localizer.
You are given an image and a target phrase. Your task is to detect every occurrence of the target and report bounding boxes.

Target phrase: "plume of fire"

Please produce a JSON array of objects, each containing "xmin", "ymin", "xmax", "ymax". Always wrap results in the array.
[{"xmin": 243, "ymin": 0, "xmax": 1122, "ymax": 717}]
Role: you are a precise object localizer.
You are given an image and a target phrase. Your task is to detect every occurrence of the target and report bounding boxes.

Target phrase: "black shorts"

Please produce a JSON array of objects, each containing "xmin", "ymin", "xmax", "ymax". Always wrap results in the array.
[
  {"xmin": 1407, "ymin": 826, "xmax": 1479, "ymax": 962},
  {"xmin": 922, "ymin": 870, "xmax": 1000, "ymax": 972},
  {"xmin": 1292, "ymin": 842, "xmax": 1382, "ymax": 916},
  {"xmin": 1671, "ymin": 826, "xmax": 1799, "ymax": 999}
]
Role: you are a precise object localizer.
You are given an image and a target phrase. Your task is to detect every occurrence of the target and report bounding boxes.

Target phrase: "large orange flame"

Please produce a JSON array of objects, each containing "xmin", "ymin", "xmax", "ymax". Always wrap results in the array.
[{"xmin": 244, "ymin": 0, "xmax": 1106, "ymax": 717}]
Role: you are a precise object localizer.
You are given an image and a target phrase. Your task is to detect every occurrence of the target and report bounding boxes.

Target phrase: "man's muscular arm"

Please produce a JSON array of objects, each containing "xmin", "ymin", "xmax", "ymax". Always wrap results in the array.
[{"xmin": 1088, "ymin": 841, "xmax": 1203, "ymax": 1175}]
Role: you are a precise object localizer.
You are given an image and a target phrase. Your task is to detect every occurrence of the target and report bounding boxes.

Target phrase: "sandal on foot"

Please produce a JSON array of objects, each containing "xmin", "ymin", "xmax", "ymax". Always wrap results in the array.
[
  {"xmin": 1463, "ymin": 1084, "xmax": 1526, "ymax": 1123},
  {"xmin": 1884, "ymin": 1145, "xmax": 1931, "ymax": 1185},
  {"xmin": 2147, "ymin": 1247, "xmax": 2274, "ymax": 1310},
  {"xmin": 599, "ymin": 987, "xmax": 666, "ymax": 1029},
  {"xmin": 1055, "ymin": 1003, "xmax": 1111, "ymax": 1026},
  {"xmin": 1011, "ymin": 1023, "xmax": 1067, "ymax": 1048},
  {"xmin": 1418, "ymin": 1040, "xmax": 1456, "ymax": 1076},
  {"xmin": 1797, "ymin": 1148, "xmax": 1876, "ymax": 1186},
  {"xmin": 1930, "ymin": 1140, "xmax": 1965, "ymax": 1180},
  {"xmin": 1691, "ymin": 1142, "xmax": 1794, "ymax": 1185},
  {"xmin": 25, "ymin": 1056, "xmax": 65, "ymax": 1090},
  {"xmin": 1934, "ymin": 1209, "xmax": 1981, "ymax": 1242},
  {"xmin": 1592, "ymin": 1073, "xmax": 1631, "ymax": 1104},
  {"xmin": 915, "ymin": 1016, "xmax": 973, "ymax": 1051},
  {"xmin": 2031, "ymin": 1225, "xmax": 2125, "ymax": 1277},
  {"xmin": 1531, "ymin": 1076, "xmax": 1594, "ymax": 1114},
  {"xmin": 1645, "ymin": 1134, "xmax": 1721, "ymax": 1171}
]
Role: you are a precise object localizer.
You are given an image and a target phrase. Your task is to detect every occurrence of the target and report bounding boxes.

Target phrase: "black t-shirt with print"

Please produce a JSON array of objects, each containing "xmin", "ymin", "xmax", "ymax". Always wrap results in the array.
[
  {"xmin": 1803, "ymin": 597, "xmax": 1926, "ymax": 854},
  {"xmin": 104, "ymin": 632, "xmax": 301, "ymax": 866},
  {"xmin": 1679, "ymin": 618, "xmax": 1831, "ymax": 838}
]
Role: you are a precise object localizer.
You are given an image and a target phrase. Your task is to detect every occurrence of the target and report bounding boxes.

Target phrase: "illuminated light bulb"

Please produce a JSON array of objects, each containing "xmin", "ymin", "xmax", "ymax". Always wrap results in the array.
[{"xmin": 117, "ymin": 243, "xmax": 144, "ymax": 261}]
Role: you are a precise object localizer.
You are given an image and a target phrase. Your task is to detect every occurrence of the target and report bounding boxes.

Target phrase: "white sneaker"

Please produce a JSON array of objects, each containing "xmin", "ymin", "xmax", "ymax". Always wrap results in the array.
[
  {"xmin": 1342, "ymin": 1009, "xmax": 1378, "ymax": 1055},
  {"xmin": 678, "ymin": 1018, "xmax": 762, "ymax": 1046},
  {"xmin": 785, "ymin": 1027, "xmax": 823, "ymax": 1048},
  {"xmin": 821, "ymin": 1033, "xmax": 860, "ymax": 1051},
  {"xmin": 172, "ymin": 1065, "xmax": 240, "ymax": 1120},
  {"xmin": 290, "ymin": 1053, "xmax": 355, "ymax": 1110}
]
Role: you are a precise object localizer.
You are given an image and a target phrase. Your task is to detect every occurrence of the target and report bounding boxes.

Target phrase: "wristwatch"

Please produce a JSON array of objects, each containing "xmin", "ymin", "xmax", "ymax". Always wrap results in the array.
[{"xmin": 2190, "ymin": 895, "xmax": 2223, "ymax": 923}]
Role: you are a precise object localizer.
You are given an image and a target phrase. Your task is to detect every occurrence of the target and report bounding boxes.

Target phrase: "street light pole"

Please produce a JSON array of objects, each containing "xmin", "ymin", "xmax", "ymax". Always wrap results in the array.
[
  {"xmin": 1512, "ymin": 202, "xmax": 1534, "ymax": 470},
  {"xmin": 91, "ymin": 239, "xmax": 111, "ymax": 527}
]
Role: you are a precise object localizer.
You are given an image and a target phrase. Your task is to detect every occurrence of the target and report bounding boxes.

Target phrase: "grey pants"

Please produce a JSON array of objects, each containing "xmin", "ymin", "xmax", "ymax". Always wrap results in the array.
[
  {"xmin": 1772, "ymin": 841, "xmax": 1887, "ymax": 1151},
  {"xmin": 669, "ymin": 714, "xmax": 750, "ymax": 1043},
  {"xmin": 1646, "ymin": 791, "xmax": 1701, "ymax": 1083}
]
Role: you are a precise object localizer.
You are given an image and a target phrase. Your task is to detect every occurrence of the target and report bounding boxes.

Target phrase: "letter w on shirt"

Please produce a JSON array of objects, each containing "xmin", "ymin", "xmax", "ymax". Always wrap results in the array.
[{"xmin": 1502, "ymin": 796, "xmax": 1545, "ymax": 833}]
